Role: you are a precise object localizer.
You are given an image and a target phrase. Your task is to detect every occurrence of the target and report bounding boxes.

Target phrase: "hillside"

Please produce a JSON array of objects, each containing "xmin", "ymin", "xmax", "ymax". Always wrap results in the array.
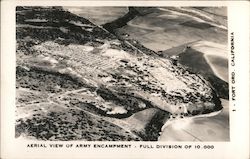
[
  {"xmin": 16, "ymin": 7, "xmax": 222, "ymax": 141},
  {"xmin": 100, "ymin": 6, "xmax": 228, "ymax": 99}
]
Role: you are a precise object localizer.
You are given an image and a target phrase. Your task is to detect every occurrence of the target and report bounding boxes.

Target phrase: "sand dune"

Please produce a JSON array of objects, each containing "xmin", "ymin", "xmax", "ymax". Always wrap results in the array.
[
  {"xmin": 159, "ymin": 99, "xmax": 229, "ymax": 141},
  {"xmin": 16, "ymin": 7, "xmax": 224, "ymax": 141}
]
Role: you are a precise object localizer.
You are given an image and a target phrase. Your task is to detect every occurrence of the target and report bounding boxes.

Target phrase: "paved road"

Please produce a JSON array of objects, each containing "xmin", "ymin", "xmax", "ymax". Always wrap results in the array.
[{"xmin": 159, "ymin": 99, "xmax": 229, "ymax": 141}]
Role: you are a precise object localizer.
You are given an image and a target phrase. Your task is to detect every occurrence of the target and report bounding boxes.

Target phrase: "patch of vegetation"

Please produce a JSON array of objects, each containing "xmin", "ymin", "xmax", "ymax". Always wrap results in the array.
[
  {"xmin": 16, "ymin": 66, "xmax": 85, "ymax": 93},
  {"xmin": 206, "ymin": 74, "xmax": 229, "ymax": 99},
  {"xmin": 178, "ymin": 48, "xmax": 229, "ymax": 99},
  {"xmin": 96, "ymin": 87, "xmax": 153, "ymax": 117},
  {"xmin": 135, "ymin": 110, "xmax": 170, "ymax": 141},
  {"xmin": 16, "ymin": 6, "xmax": 115, "ymax": 49},
  {"xmin": 15, "ymin": 109, "xmax": 140, "ymax": 141}
]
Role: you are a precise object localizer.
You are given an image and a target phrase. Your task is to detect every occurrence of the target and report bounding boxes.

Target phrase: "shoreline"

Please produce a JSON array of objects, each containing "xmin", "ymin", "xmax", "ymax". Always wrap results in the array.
[
  {"xmin": 160, "ymin": 108, "xmax": 222, "ymax": 134},
  {"xmin": 158, "ymin": 99, "xmax": 229, "ymax": 141}
]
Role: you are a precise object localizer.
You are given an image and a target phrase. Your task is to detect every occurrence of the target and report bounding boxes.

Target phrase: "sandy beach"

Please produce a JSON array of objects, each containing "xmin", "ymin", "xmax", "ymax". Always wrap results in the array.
[{"xmin": 159, "ymin": 99, "xmax": 229, "ymax": 141}]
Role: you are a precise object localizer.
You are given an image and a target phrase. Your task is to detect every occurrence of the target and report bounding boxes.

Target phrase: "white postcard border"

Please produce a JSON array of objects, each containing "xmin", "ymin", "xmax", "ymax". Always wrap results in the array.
[{"xmin": 1, "ymin": 1, "xmax": 249, "ymax": 159}]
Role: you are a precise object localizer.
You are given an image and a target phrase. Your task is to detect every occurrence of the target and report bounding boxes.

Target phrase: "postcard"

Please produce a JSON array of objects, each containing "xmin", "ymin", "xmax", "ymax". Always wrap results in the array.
[{"xmin": 1, "ymin": 0, "xmax": 249, "ymax": 158}]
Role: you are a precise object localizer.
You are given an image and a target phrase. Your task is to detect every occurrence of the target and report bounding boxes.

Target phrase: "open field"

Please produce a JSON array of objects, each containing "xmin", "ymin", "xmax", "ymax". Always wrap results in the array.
[
  {"xmin": 63, "ymin": 7, "xmax": 128, "ymax": 25},
  {"xmin": 116, "ymin": 7, "xmax": 227, "ymax": 52},
  {"xmin": 16, "ymin": 7, "xmax": 227, "ymax": 141}
]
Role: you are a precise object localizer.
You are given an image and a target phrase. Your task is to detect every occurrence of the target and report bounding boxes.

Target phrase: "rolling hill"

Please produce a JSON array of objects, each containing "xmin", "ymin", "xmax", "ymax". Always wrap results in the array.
[{"xmin": 16, "ymin": 6, "xmax": 223, "ymax": 141}]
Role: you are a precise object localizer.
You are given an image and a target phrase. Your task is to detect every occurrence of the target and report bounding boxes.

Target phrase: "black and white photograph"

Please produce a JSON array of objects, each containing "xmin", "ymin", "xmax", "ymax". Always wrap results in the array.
[
  {"xmin": 15, "ymin": 6, "xmax": 229, "ymax": 142},
  {"xmin": 1, "ymin": 0, "xmax": 250, "ymax": 158}
]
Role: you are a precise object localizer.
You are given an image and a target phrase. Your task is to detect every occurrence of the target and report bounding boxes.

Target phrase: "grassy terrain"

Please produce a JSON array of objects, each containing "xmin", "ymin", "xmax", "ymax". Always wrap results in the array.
[
  {"xmin": 113, "ymin": 7, "xmax": 227, "ymax": 52},
  {"xmin": 16, "ymin": 6, "xmax": 223, "ymax": 141},
  {"xmin": 63, "ymin": 7, "xmax": 128, "ymax": 25}
]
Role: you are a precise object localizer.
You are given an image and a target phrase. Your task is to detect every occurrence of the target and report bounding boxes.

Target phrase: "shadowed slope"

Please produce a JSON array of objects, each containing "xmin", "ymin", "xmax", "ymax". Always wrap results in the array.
[
  {"xmin": 16, "ymin": 6, "xmax": 223, "ymax": 141},
  {"xmin": 178, "ymin": 48, "xmax": 228, "ymax": 99}
]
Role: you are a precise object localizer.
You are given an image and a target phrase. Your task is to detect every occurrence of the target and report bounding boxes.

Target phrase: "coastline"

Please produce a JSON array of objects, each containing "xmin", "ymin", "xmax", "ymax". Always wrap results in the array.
[{"xmin": 158, "ymin": 99, "xmax": 229, "ymax": 141}]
